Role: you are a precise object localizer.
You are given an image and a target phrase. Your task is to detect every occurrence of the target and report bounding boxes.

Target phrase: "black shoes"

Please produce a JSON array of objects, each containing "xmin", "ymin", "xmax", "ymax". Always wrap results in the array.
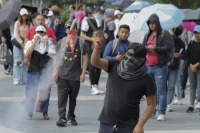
[
  {"xmin": 57, "ymin": 118, "xmax": 67, "ymax": 127},
  {"xmin": 56, "ymin": 118, "xmax": 78, "ymax": 127},
  {"xmin": 68, "ymin": 118, "xmax": 78, "ymax": 125},
  {"xmin": 186, "ymin": 106, "xmax": 194, "ymax": 113},
  {"xmin": 182, "ymin": 90, "xmax": 185, "ymax": 98}
]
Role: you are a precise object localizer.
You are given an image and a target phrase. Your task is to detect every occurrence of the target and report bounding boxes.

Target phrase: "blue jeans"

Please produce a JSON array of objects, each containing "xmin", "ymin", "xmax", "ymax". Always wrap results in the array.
[
  {"xmin": 147, "ymin": 65, "xmax": 168, "ymax": 115},
  {"xmin": 13, "ymin": 45, "xmax": 27, "ymax": 84},
  {"xmin": 167, "ymin": 68, "xmax": 179, "ymax": 105},
  {"xmin": 175, "ymin": 60, "xmax": 184, "ymax": 100}
]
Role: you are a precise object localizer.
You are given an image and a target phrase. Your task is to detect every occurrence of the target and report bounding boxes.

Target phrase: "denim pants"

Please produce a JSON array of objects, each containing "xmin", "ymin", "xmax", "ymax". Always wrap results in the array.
[
  {"xmin": 175, "ymin": 59, "xmax": 184, "ymax": 100},
  {"xmin": 167, "ymin": 68, "xmax": 179, "ymax": 105},
  {"xmin": 147, "ymin": 65, "xmax": 168, "ymax": 115},
  {"xmin": 98, "ymin": 122, "xmax": 136, "ymax": 133},
  {"xmin": 188, "ymin": 67, "xmax": 200, "ymax": 106},
  {"xmin": 13, "ymin": 45, "xmax": 27, "ymax": 84}
]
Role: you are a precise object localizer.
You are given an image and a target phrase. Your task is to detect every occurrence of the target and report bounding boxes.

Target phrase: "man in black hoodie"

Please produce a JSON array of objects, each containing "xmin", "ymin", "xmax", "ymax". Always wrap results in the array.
[{"xmin": 142, "ymin": 13, "xmax": 173, "ymax": 121}]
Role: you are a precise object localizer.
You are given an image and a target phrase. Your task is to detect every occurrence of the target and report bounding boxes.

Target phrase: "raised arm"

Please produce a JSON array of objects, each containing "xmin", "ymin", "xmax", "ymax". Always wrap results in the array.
[{"xmin": 91, "ymin": 32, "xmax": 108, "ymax": 71}]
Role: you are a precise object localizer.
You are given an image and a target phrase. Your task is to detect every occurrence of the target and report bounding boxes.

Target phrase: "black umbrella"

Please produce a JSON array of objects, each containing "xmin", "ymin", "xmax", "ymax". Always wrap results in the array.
[
  {"xmin": 183, "ymin": 10, "xmax": 200, "ymax": 22},
  {"xmin": 21, "ymin": 5, "xmax": 38, "ymax": 14},
  {"xmin": 0, "ymin": 0, "xmax": 21, "ymax": 36}
]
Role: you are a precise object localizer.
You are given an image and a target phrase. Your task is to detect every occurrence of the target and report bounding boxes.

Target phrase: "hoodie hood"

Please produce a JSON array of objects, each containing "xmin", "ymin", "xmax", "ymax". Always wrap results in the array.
[{"xmin": 147, "ymin": 13, "xmax": 162, "ymax": 34}]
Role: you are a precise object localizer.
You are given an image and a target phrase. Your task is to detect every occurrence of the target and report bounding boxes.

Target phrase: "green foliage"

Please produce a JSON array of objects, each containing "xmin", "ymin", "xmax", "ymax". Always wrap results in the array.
[
  {"xmin": 60, "ymin": 5, "xmax": 70, "ymax": 23},
  {"xmin": 152, "ymin": 0, "xmax": 200, "ymax": 9}
]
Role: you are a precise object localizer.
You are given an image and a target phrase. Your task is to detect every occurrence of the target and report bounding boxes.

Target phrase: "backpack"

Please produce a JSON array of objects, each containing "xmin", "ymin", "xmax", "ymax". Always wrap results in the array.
[
  {"xmin": 86, "ymin": 19, "xmax": 107, "ymax": 53},
  {"xmin": 0, "ymin": 43, "xmax": 12, "ymax": 65},
  {"xmin": 144, "ymin": 30, "xmax": 174, "ymax": 63},
  {"xmin": 111, "ymin": 38, "xmax": 132, "ymax": 56}
]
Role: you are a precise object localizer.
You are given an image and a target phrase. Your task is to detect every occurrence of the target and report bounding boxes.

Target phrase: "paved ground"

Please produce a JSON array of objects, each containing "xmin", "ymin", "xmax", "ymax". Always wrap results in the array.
[{"xmin": 0, "ymin": 66, "xmax": 200, "ymax": 133}]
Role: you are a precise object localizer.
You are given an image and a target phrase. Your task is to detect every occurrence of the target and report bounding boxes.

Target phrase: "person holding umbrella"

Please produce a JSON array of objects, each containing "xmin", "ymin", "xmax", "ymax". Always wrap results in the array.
[{"xmin": 142, "ymin": 13, "xmax": 173, "ymax": 121}]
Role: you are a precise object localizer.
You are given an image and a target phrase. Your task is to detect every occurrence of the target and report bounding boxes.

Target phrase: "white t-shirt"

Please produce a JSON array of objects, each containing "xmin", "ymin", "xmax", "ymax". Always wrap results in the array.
[
  {"xmin": 114, "ymin": 19, "xmax": 120, "ymax": 38},
  {"xmin": 81, "ymin": 17, "xmax": 89, "ymax": 32}
]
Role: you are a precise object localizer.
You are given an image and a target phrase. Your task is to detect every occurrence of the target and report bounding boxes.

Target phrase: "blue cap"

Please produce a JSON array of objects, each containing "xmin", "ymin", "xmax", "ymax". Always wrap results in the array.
[{"xmin": 194, "ymin": 25, "xmax": 200, "ymax": 33}]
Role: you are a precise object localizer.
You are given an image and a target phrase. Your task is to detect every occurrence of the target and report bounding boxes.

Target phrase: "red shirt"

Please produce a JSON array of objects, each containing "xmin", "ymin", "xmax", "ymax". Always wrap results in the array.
[
  {"xmin": 25, "ymin": 26, "xmax": 56, "ymax": 40},
  {"xmin": 146, "ymin": 34, "xmax": 158, "ymax": 66}
]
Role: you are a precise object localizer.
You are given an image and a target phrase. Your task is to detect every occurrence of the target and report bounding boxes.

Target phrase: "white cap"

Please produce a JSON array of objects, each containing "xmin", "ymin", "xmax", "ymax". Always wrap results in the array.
[
  {"xmin": 20, "ymin": 8, "xmax": 28, "ymax": 15},
  {"xmin": 35, "ymin": 25, "xmax": 46, "ymax": 33},
  {"xmin": 47, "ymin": 10, "xmax": 54, "ymax": 17},
  {"xmin": 114, "ymin": 10, "xmax": 123, "ymax": 16}
]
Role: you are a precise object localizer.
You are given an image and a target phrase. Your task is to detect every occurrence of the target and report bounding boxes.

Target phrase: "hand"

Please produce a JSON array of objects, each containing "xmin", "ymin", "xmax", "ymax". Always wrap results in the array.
[
  {"xmin": 174, "ymin": 53, "xmax": 181, "ymax": 58},
  {"xmin": 17, "ymin": 62, "xmax": 22, "ymax": 66},
  {"xmin": 44, "ymin": 38, "xmax": 48, "ymax": 44},
  {"xmin": 20, "ymin": 42, "xmax": 24, "ymax": 48},
  {"xmin": 54, "ymin": 74, "xmax": 58, "ymax": 81},
  {"xmin": 24, "ymin": 57, "xmax": 29, "ymax": 67},
  {"xmin": 77, "ymin": 25, "xmax": 80, "ymax": 30},
  {"xmin": 190, "ymin": 64, "xmax": 197, "ymax": 72},
  {"xmin": 80, "ymin": 74, "xmax": 85, "ymax": 83},
  {"xmin": 34, "ymin": 36, "xmax": 40, "ymax": 42},
  {"xmin": 116, "ymin": 52, "xmax": 124, "ymax": 61},
  {"xmin": 104, "ymin": 33, "xmax": 109, "ymax": 39},
  {"xmin": 92, "ymin": 32, "xmax": 103, "ymax": 49},
  {"xmin": 146, "ymin": 46, "xmax": 155, "ymax": 52},
  {"xmin": 1, "ymin": 37, "xmax": 6, "ymax": 43},
  {"xmin": 133, "ymin": 124, "xmax": 144, "ymax": 133}
]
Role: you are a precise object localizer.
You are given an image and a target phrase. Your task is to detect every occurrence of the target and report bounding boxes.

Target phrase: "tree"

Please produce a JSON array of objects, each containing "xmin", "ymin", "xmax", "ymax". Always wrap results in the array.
[
  {"xmin": 152, "ymin": 0, "xmax": 200, "ymax": 9},
  {"xmin": 31, "ymin": 0, "xmax": 44, "ymax": 9}
]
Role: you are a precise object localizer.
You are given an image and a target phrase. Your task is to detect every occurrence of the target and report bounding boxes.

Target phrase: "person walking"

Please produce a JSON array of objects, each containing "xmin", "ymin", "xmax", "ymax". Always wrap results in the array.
[
  {"xmin": 50, "ymin": 16, "xmax": 66, "ymax": 42},
  {"xmin": 166, "ymin": 25, "xmax": 185, "ymax": 112},
  {"xmin": 13, "ymin": 8, "xmax": 31, "ymax": 85},
  {"xmin": 91, "ymin": 32, "xmax": 156, "ymax": 133},
  {"xmin": 65, "ymin": 5, "xmax": 75, "ymax": 25},
  {"xmin": 186, "ymin": 25, "xmax": 200, "ymax": 112},
  {"xmin": 75, "ymin": 4, "xmax": 84, "ymax": 36},
  {"xmin": 54, "ymin": 22, "xmax": 88, "ymax": 127},
  {"xmin": 142, "ymin": 13, "xmax": 173, "ymax": 121},
  {"xmin": 24, "ymin": 25, "xmax": 56, "ymax": 120},
  {"xmin": 103, "ymin": 24, "xmax": 130, "ymax": 60}
]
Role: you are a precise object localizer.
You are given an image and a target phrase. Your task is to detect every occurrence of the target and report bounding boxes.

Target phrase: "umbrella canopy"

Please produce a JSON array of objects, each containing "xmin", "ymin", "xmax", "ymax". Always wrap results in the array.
[
  {"xmin": 124, "ymin": 0, "xmax": 154, "ymax": 13},
  {"xmin": 182, "ymin": 22, "xmax": 197, "ymax": 32},
  {"xmin": 112, "ymin": 0, "xmax": 132, "ymax": 6},
  {"xmin": 128, "ymin": 29, "xmax": 147, "ymax": 43},
  {"xmin": 119, "ymin": 13, "xmax": 138, "ymax": 32},
  {"xmin": 21, "ymin": 5, "xmax": 38, "ymax": 14},
  {"xmin": 183, "ymin": 10, "xmax": 200, "ymax": 22},
  {"xmin": 0, "ymin": 0, "xmax": 21, "ymax": 32},
  {"xmin": 133, "ymin": 3, "xmax": 185, "ymax": 31}
]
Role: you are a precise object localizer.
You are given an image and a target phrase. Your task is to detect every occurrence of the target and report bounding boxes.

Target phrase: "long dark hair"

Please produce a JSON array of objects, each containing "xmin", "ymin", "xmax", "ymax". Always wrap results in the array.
[
  {"xmin": 18, "ymin": 15, "xmax": 30, "ymax": 26},
  {"xmin": 77, "ymin": 4, "xmax": 83, "ymax": 11}
]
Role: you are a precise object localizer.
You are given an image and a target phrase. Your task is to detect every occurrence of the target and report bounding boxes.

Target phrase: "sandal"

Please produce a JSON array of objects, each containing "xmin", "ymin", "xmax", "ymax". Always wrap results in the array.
[{"xmin": 43, "ymin": 113, "xmax": 49, "ymax": 120}]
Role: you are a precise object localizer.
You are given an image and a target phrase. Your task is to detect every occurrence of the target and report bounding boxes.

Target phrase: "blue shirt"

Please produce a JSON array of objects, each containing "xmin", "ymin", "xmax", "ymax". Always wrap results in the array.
[{"xmin": 103, "ymin": 39, "xmax": 129, "ymax": 60}]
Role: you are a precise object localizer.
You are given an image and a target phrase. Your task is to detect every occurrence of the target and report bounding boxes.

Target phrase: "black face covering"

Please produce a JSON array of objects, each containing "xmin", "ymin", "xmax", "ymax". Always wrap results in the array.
[{"xmin": 117, "ymin": 56, "xmax": 148, "ymax": 80}]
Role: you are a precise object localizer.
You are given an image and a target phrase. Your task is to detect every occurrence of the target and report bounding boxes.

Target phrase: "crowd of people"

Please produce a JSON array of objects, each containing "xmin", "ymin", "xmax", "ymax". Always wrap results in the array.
[{"xmin": 0, "ymin": 3, "xmax": 200, "ymax": 133}]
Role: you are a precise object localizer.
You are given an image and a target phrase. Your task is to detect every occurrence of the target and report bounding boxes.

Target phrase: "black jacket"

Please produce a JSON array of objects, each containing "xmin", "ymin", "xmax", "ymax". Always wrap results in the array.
[{"xmin": 142, "ymin": 14, "xmax": 174, "ymax": 67}]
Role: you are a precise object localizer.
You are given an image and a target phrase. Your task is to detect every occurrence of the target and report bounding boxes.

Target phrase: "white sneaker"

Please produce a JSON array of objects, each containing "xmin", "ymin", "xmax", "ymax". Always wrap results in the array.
[
  {"xmin": 157, "ymin": 114, "xmax": 165, "ymax": 121},
  {"xmin": 94, "ymin": 84, "xmax": 105, "ymax": 94},
  {"xmin": 174, "ymin": 99, "xmax": 182, "ymax": 105},
  {"xmin": 14, "ymin": 82, "xmax": 19, "ymax": 85},
  {"xmin": 166, "ymin": 104, "xmax": 172, "ymax": 112},
  {"xmin": 195, "ymin": 102, "xmax": 200, "ymax": 109},
  {"xmin": 91, "ymin": 85, "xmax": 99, "ymax": 95}
]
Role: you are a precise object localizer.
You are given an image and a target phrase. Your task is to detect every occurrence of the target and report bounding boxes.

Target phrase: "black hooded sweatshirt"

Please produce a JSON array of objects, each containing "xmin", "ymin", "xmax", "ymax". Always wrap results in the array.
[{"xmin": 142, "ymin": 13, "xmax": 174, "ymax": 67}]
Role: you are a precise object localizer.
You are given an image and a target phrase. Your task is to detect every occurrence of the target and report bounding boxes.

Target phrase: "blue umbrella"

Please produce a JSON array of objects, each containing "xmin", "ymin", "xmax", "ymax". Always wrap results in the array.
[
  {"xmin": 133, "ymin": 3, "xmax": 185, "ymax": 31},
  {"xmin": 112, "ymin": 0, "xmax": 132, "ymax": 7},
  {"xmin": 125, "ymin": 0, "xmax": 154, "ymax": 13}
]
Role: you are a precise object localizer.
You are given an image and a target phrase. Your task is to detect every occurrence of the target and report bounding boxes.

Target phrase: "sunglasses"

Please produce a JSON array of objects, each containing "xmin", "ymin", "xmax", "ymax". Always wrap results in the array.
[
  {"xmin": 36, "ymin": 31, "xmax": 45, "ymax": 34},
  {"xmin": 123, "ymin": 49, "xmax": 141, "ymax": 65}
]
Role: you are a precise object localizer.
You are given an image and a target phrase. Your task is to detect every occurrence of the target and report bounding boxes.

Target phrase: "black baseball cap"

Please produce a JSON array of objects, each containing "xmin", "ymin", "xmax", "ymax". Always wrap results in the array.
[
  {"xmin": 95, "ymin": 6, "xmax": 105, "ymax": 13},
  {"xmin": 127, "ymin": 43, "xmax": 147, "ymax": 58}
]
